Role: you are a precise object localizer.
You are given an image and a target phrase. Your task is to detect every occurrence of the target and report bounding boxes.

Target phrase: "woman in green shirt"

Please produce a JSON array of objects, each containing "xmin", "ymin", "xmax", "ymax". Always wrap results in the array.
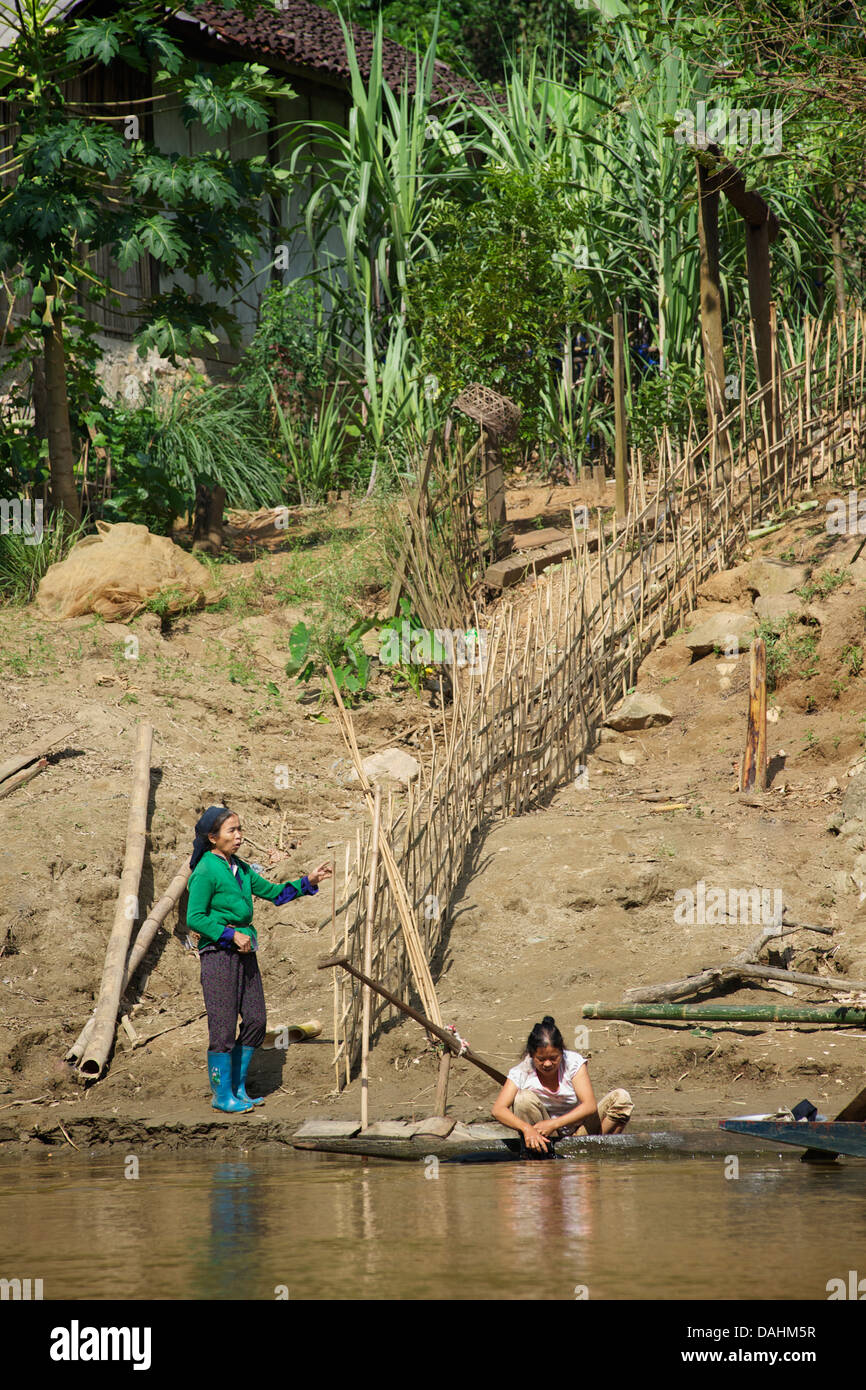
[{"xmin": 187, "ymin": 804, "xmax": 332, "ymax": 1113}]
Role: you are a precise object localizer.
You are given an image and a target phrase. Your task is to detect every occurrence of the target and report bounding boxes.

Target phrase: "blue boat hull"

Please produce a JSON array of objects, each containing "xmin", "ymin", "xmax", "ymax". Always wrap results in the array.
[{"xmin": 720, "ymin": 1119, "xmax": 866, "ymax": 1158}]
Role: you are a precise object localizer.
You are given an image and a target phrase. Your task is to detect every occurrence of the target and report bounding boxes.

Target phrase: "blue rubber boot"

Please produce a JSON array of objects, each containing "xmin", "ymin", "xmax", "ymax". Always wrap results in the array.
[
  {"xmin": 231, "ymin": 1043, "xmax": 264, "ymax": 1107},
  {"xmin": 208, "ymin": 1051, "xmax": 253, "ymax": 1113}
]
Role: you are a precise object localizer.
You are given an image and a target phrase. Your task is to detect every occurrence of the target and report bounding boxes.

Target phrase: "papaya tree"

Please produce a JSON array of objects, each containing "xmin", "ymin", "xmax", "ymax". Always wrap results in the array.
[{"xmin": 0, "ymin": 0, "xmax": 295, "ymax": 524}]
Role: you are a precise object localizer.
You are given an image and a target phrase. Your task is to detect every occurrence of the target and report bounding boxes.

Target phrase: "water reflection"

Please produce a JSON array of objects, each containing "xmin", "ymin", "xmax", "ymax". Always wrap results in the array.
[
  {"xmin": 1, "ymin": 1152, "xmax": 865, "ymax": 1300},
  {"xmin": 202, "ymin": 1162, "xmax": 263, "ymax": 1299}
]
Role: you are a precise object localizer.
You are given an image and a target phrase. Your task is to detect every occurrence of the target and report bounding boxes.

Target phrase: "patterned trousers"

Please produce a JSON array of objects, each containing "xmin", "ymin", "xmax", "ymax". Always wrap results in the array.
[
  {"xmin": 513, "ymin": 1086, "xmax": 633, "ymax": 1136},
  {"xmin": 199, "ymin": 949, "xmax": 267, "ymax": 1052}
]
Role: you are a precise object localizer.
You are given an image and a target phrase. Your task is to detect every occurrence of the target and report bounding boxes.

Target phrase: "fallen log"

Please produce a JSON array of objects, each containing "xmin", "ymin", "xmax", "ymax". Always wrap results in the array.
[
  {"xmin": 583, "ymin": 1002, "xmax": 866, "ymax": 1024},
  {"xmin": 67, "ymin": 857, "xmax": 192, "ymax": 1063},
  {"xmin": 0, "ymin": 722, "xmax": 75, "ymax": 784},
  {"xmin": 735, "ymin": 962, "xmax": 866, "ymax": 994},
  {"xmin": 78, "ymin": 723, "xmax": 153, "ymax": 1078},
  {"xmin": 622, "ymin": 922, "xmax": 832, "ymax": 1004},
  {"xmin": 0, "ymin": 759, "xmax": 47, "ymax": 801}
]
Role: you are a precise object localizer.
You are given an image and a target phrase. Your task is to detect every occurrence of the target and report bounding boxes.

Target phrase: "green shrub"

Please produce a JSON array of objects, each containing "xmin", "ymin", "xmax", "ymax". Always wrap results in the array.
[
  {"xmin": 88, "ymin": 382, "xmax": 288, "ymax": 533},
  {"xmin": 405, "ymin": 163, "xmax": 587, "ymax": 442}
]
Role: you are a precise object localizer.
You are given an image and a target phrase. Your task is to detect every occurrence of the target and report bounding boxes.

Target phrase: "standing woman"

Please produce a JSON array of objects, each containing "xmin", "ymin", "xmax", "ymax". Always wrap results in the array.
[
  {"xmin": 492, "ymin": 1015, "xmax": 633, "ymax": 1154},
  {"xmin": 187, "ymin": 805, "xmax": 332, "ymax": 1113}
]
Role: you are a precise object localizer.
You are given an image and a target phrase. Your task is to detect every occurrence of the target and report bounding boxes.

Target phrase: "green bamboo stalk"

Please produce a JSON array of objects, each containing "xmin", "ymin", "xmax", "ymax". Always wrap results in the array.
[{"xmin": 582, "ymin": 1003, "xmax": 866, "ymax": 1024}]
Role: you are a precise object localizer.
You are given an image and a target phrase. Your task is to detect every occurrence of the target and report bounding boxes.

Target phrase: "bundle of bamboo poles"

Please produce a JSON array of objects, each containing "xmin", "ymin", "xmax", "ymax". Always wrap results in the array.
[
  {"xmin": 67, "ymin": 858, "xmax": 191, "ymax": 1065},
  {"xmin": 78, "ymin": 723, "xmax": 154, "ymax": 1078},
  {"xmin": 326, "ymin": 312, "xmax": 866, "ymax": 1088}
]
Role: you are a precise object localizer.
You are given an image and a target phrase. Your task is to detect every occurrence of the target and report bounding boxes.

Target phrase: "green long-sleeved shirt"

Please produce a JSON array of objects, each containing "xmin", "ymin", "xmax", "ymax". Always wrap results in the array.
[{"xmin": 186, "ymin": 852, "xmax": 315, "ymax": 947}]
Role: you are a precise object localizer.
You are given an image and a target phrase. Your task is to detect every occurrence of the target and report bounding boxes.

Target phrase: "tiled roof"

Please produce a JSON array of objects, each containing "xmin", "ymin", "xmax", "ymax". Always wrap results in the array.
[{"xmin": 176, "ymin": 1, "xmax": 481, "ymax": 102}]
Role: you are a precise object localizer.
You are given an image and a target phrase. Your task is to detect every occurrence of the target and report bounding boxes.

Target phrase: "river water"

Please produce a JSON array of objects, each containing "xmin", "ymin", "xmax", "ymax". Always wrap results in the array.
[{"xmin": 1, "ymin": 1149, "xmax": 863, "ymax": 1301}]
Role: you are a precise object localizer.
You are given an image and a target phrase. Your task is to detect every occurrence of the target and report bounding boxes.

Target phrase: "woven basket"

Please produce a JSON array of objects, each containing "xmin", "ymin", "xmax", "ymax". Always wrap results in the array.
[{"xmin": 452, "ymin": 383, "xmax": 522, "ymax": 441}]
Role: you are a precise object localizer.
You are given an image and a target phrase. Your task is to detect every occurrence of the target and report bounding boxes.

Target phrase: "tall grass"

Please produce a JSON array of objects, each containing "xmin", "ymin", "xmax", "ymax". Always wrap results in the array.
[
  {"xmin": 0, "ymin": 512, "xmax": 86, "ymax": 604},
  {"xmin": 129, "ymin": 381, "xmax": 286, "ymax": 510},
  {"xmin": 268, "ymin": 4, "xmax": 858, "ymax": 473}
]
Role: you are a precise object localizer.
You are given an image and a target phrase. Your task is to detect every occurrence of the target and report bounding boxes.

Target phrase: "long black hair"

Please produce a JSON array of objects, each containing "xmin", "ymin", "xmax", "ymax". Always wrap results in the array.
[{"xmin": 522, "ymin": 1015, "xmax": 565, "ymax": 1059}]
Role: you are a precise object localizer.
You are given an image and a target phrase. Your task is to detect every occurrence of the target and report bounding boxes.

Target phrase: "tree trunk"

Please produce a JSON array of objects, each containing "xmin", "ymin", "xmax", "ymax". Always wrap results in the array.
[
  {"xmin": 192, "ymin": 483, "xmax": 225, "ymax": 553},
  {"xmin": 42, "ymin": 281, "xmax": 81, "ymax": 526}
]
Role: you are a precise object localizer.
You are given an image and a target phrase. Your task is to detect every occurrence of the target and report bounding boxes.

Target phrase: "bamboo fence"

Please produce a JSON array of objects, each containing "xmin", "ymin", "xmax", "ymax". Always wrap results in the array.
[{"xmin": 329, "ymin": 311, "xmax": 866, "ymax": 1087}]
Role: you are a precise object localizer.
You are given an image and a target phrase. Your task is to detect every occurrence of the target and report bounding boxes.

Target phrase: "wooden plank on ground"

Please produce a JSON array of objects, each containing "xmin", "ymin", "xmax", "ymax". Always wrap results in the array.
[
  {"xmin": 512, "ymin": 527, "xmax": 569, "ymax": 550},
  {"xmin": 412, "ymin": 1115, "xmax": 456, "ymax": 1138},
  {"xmin": 293, "ymin": 1119, "xmax": 362, "ymax": 1139},
  {"xmin": 361, "ymin": 1120, "xmax": 423, "ymax": 1138},
  {"xmin": 485, "ymin": 538, "xmax": 575, "ymax": 590}
]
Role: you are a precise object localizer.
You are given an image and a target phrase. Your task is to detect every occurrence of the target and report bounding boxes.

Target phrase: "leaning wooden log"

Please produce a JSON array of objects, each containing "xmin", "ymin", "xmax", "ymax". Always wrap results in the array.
[
  {"xmin": 319, "ymin": 953, "xmax": 507, "ymax": 1086},
  {"xmin": 0, "ymin": 722, "xmax": 75, "ymax": 784},
  {"xmin": 0, "ymin": 758, "xmax": 47, "ymax": 801},
  {"xmin": 78, "ymin": 723, "xmax": 153, "ymax": 1078},
  {"xmin": 67, "ymin": 857, "xmax": 191, "ymax": 1063},
  {"xmin": 583, "ymin": 1002, "xmax": 866, "ymax": 1024}
]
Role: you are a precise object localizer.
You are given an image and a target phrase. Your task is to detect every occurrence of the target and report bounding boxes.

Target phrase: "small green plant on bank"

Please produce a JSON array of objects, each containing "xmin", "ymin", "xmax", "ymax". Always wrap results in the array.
[
  {"xmin": 376, "ymin": 597, "xmax": 446, "ymax": 696},
  {"xmin": 757, "ymin": 618, "xmax": 820, "ymax": 690},
  {"xmin": 842, "ymin": 644, "xmax": 863, "ymax": 677},
  {"xmin": 144, "ymin": 586, "xmax": 201, "ymax": 624},
  {"xmin": 286, "ymin": 618, "xmax": 376, "ymax": 705},
  {"xmin": 796, "ymin": 567, "xmax": 850, "ymax": 603}
]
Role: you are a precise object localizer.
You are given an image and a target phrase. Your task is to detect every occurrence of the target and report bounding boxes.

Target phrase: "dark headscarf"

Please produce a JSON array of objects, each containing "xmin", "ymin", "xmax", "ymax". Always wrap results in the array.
[{"xmin": 190, "ymin": 805, "xmax": 234, "ymax": 870}]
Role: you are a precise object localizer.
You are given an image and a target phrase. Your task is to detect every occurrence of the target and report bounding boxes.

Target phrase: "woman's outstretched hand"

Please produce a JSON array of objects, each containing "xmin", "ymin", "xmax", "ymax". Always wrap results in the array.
[{"xmin": 307, "ymin": 863, "xmax": 334, "ymax": 887}]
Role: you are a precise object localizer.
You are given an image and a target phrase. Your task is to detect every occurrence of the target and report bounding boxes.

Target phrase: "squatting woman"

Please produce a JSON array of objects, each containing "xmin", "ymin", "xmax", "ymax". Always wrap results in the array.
[
  {"xmin": 187, "ymin": 804, "xmax": 332, "ymax": 1113},
  {"xmin": 492, "ymin": 1015, "xmax": 633, "ymax": 1153}
]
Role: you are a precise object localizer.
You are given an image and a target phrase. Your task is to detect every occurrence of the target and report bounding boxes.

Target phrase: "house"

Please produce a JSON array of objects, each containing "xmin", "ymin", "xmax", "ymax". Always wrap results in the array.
[{"xmin": 0, "ymin": 0, "xmax": 476, "ymax": 380}]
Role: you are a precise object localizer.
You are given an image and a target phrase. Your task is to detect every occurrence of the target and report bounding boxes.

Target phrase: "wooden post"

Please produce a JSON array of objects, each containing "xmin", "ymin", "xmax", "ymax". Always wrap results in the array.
[
  {"xmin": 483, "ymin": 428, "xmax": 511, "ymax": 558},
  {"xmin": 79, "ymin": 723, "xmax": 154, "ymax": 1077},
  {"xmin": 740, "ymin": 637, "xmax": 767, "ymax": 792},
  {"xmin": 613, "ymin": 307, "xmax": 629, "ymax": 520},
  {"xmin": 593, "ymin": 463, "xmax": 605, "ymax": 503},
  {"xmin": 695, "ymin": 158, "xmax": 729, "ymax": 478},
  {"xmin": 433, "ymin": 1050, "xmax": 452, "ymax": 1117},
  {"xmin": 360, "ymin": 786, "xmax": 381, "ymax": 1130}
]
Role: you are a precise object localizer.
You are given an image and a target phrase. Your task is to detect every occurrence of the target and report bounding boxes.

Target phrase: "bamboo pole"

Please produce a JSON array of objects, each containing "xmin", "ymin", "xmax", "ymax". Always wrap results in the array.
[
  {"xmin": 582, "ymin": 1002, "xmax": 866, "ymax": 1024},
  {"xmin": 326, "ymin": 668, "xmax": 442, "ymax": 1026},
  {"xmin": 360, "ymin": 787, "xmax": 381, "ymax": 1130},
  {"xmin": 78, "ymin": 723, "xmax": 153, "ymax": 1078},
  {"xmin": 331, "ymin": 856, "xmax": 339, "ymax": 1091},
  {"xmin": 320, "ymin": 953, "xmax": 507, "ymax": 1085}
]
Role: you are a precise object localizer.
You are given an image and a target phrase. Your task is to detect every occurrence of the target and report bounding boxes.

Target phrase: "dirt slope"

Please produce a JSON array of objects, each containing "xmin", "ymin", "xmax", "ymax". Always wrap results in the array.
[{"xmin": 2, "ymin": 487, "xmax": 866, "ymax": 1148}]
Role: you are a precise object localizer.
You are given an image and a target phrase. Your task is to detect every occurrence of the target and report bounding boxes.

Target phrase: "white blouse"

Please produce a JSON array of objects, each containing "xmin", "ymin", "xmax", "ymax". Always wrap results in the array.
[{"xmin": 507, "ymin": 1050, "xmax": 588, "ymax": 1117}]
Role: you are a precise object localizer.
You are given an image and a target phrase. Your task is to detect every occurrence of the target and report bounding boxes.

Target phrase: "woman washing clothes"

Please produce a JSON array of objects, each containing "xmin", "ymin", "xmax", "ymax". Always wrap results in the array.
[{"xmin": 492, "ymin": 1015, "xmax": 633, "ymax": 1153}]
